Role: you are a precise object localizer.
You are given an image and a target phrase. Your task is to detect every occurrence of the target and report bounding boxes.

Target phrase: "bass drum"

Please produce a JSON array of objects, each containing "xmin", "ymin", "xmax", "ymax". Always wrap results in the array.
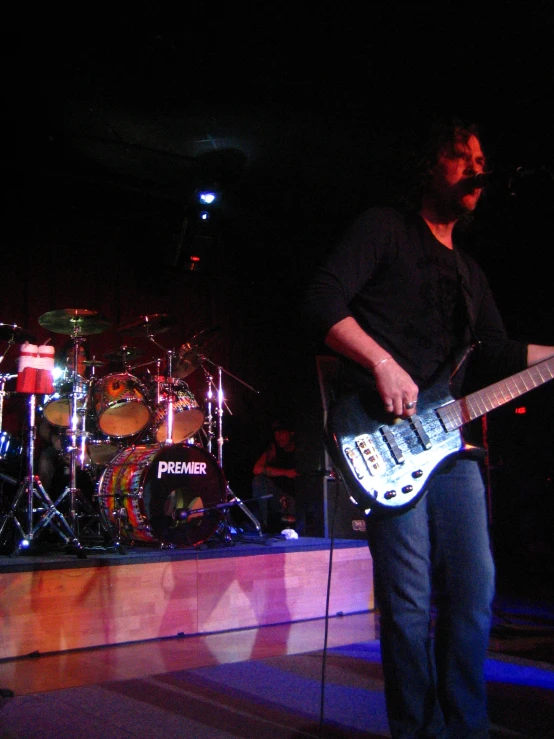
[{"xmin": 97, "ymin": 443, "xmax": 227, "ymax": 547}]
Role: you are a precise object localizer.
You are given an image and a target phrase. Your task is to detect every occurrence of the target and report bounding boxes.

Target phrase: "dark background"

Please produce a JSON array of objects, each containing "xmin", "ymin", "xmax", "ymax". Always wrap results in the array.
[{"xmin": 2, "ymin": 14, "xmax": 553, "ymax": 561}]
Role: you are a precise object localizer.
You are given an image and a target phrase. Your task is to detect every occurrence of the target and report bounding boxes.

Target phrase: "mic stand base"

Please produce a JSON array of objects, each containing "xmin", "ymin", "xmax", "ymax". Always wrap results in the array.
[{"xmin": 225, "ymin": 485, "xmax": 263, "ymax": 537}]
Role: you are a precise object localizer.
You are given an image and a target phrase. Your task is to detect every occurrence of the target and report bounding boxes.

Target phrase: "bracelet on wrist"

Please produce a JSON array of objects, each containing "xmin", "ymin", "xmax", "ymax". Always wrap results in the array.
[{"xmin": 371, "ymin": 355, "xmax": 392, "ymax": 371}]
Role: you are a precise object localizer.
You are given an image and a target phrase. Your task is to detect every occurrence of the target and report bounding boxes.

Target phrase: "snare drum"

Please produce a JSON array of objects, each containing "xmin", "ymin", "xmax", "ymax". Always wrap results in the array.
[
  {"xmin": 150, "ymin": 384, "xmax": 204, "ymax": 443},
  {"xmin": 92, "ymin": 373, "xmax": 151, "ymax": 438},
  {"xmin": 97, "ymin": 443, "xmax": 226, "ymax": 547}
]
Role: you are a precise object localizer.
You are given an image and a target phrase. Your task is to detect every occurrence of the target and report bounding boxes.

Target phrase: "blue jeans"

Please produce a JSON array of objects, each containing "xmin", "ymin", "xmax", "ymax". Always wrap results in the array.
[{"xmin": 366, "ymin": 459, "xmax": 494, "ymax": 739}]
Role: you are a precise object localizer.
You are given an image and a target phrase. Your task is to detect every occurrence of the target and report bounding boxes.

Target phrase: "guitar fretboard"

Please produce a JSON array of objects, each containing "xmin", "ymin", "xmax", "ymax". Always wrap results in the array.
[{"xmin": 437, "ymin": 356, "xmax": 554, "ymax": 431}]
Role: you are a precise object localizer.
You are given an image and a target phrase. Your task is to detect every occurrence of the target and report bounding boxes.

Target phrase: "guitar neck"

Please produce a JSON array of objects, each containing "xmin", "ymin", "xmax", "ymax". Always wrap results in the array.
[{"xmin": 437, "ymin": 356, "xmax": 554, "ymax": 432}]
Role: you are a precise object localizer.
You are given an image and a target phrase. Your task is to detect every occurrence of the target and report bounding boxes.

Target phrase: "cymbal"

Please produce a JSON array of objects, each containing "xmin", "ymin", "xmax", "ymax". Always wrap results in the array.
[
  {"xmin": 83, "ymin": 359, "xmax": 106, "ymax": 368},
  {"xmin": 186, "ymin": 325, "xmax": 221, "ymax": 349},
  {"xmin": 104, "ymin": 347, "xmax": 144, "ymax": 362},
  {"xmin": 0, "ymin": 323, "xmax": 38, "ymax": 344},
  {"xmin": 174, "ymin": 349, "xmax": 202, "ymax": 379},
  {"xmin": 174, "ymin": 325, "xmax": 220, "ymax": 378},
  {"xmin": 116, "ymin": 314, "xmax": 176, "ymax": 337},
  {"xmin": 39, "ymin": 309, "xmax": 112, "ymax": 336}
]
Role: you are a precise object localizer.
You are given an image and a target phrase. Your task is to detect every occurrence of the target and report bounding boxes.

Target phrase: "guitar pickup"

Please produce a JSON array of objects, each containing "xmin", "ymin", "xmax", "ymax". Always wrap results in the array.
[
  {"xmin": 409, "ymin": 415, "xmax": 432, "ymax": 449},
  {"xmin": 344, "ymin": 446, "xmax": 368, "ymax": 480},
  {"xmin": 354, "ymin": 434, "xmax": 384, "ymax": 476},
  {"xmin": 380, "ymin": 427, "xmax": 405, "ymax": 464}
]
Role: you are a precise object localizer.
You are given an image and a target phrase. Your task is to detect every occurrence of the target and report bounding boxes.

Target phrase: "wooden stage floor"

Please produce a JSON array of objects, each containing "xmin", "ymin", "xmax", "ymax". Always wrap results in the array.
[{"xmin": 0, "ymin": 534, "xmax": 375, "ymax": 670}]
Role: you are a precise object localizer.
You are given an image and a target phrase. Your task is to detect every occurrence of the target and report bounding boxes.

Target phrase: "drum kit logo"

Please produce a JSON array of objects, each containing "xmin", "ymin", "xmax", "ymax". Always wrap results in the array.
[
  {"xmin": 0, "ymin": 311, "xmax": 262, "ymax": 555},
  {"xmin": 156, "ymin": 460, "xmax": 207, "ymax": 478}
]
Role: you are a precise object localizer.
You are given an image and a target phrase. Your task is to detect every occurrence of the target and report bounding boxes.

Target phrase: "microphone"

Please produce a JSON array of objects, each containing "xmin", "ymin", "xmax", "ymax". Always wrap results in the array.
[
  {"xmin": 470, "ymin": 166, "xmax": 547, "ymax": 192},
  {"xmin": 469, "ymin": 171, "xmax": 494, "ymax": 188}
]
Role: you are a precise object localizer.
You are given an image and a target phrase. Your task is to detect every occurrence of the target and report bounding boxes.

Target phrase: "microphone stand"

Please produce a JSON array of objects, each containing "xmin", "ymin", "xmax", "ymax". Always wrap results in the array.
[{"xmin": 200, "ymin": 357, "xmax": 263, "ymax": 539}]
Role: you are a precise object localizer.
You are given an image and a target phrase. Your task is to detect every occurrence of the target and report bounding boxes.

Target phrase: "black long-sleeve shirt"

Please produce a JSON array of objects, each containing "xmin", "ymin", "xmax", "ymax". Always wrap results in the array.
[{"xmin": 303, "ymin": 206, "xmax": 527, "ymax": 396}]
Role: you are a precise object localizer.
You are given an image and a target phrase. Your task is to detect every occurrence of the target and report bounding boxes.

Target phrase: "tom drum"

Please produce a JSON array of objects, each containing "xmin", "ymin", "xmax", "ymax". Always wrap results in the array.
[
  {"xmin": 43, "ymin": 374, "xmax": 89, "ymax": 428},
  {"xmin": 92, "ymin": 373, "xmax": 151, "ymax": 438},
  {"xmin": 150, "ymin": 383, "xmax": 204, "ymax": 443}
]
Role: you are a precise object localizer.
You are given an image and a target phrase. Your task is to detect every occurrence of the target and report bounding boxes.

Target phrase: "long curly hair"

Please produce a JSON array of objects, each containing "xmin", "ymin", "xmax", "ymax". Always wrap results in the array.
[{"xmin": 396, "ymin": 116, "xmax": 485, "ymax": 213}]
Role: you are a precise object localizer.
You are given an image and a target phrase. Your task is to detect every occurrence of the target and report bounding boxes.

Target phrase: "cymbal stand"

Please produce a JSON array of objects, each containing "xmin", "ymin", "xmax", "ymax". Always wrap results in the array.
[
  {"xmin": 0, "ymin": 335, "xmax": 17, "ymax": 435},
  {"xmin": 54, "ymin": 337, "xmax": 111, "ymax": 549},
  {"xmin": 163, "ymin": 350, "xmax": 176, "ymax": 444},
  {"xmin": 53, "ymin": 337, "xmax": 86, "ymax": 534},
  {"xmin": 146, "ymin": 333, "xmax": 177, "ymax": 445},
  {"xmin": 0, "ymin": 345, "xmax": 20, "ymax": 498},
  {"xmin": 0, "ymin": 373, "xmax": 17, "ymax": 446},
  {"xmin": 203, "ymin": 370, "xmax": 215, "ymax": 455},
  {"xmin": 201, "ymin": 360, "xmax": 263, "ymax": 538},
  {"xmin": 0, "ymin": 391, "xmax": 83, "ymax": 555}
]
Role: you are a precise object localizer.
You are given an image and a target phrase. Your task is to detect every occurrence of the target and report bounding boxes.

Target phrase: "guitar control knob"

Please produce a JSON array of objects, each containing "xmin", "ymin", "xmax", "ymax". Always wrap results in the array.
[
  {"xmin": 401, "ymin": 485, "xmax": 413, "ymax": 494},
  {"xmin": 412, "ymin": 470, "xmax": 423, "ymax": 478},
  {"xmin": 384, "ymin": 490, "xmax": 397, "ymax": 499}
]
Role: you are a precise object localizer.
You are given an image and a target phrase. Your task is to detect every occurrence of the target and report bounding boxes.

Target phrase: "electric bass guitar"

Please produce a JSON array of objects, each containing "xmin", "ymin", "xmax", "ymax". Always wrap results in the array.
[{"xmin": 326, "ymin": 356, "xmax": 554, "ymax": 517}]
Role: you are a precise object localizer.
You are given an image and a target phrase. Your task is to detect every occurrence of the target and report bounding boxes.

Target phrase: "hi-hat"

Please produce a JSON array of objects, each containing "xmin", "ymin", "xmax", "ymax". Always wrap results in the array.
[
  {"xmin": 104, "ymin": 347, "xmax": 144, "ymax": 362},
  {"xmin": 0, "ymin": 323, "xmax": 38, "ymax": 344},
  {"xmin": 39, "ymin": 309, "xmax": 112, "ymax": 336},
  {"xmin": 83, "ymin": 359, "xmax": 106, "ymax": 368},
  {"xmin": 116, "ymin": 314, "xmax": 176, "ymax": 337}
]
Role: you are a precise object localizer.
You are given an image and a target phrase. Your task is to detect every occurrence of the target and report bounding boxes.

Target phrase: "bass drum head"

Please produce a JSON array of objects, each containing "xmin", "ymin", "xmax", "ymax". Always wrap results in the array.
[{"xmin": 100, "ymin": 444, "xmax": 227, "ymax": 548}]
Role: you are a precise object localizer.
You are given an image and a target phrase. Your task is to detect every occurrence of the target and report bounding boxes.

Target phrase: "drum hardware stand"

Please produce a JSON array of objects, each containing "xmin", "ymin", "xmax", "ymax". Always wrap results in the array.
[
  {"xmin": 0, "ymin": 333, "xmax": 18, "ymax": 449},
  {"xmin": 53, "ymin": 337, "xmax": 112, "ymax": 551},
  {"xmin": 0, "ymin": 373, "xmax": 17, "ymax": 439},
  {"xmin": 0, "ymin": 373, "xmax": 17, "ymax": 482},
  {"xmin": 0, "ymin": 346, "xmax": 23, "ymax": 517},
  {"xmin": 144, "ymin": 334, "xmax": 178, "ymax": 445},
  {"xmin": 0, "ymin": 392, "xmax": 84, "ymax": 556},
  {"xmin": 201, "ymin": 359, "xmax": 263, "ymax": 540},
  {"xmin": 92, "ymin": 492, "xmax": 129, "ymax": 553}
]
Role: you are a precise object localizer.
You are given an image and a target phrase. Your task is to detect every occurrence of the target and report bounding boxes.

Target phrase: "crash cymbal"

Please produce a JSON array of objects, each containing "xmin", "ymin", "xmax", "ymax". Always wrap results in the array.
[
  {"xmin": 174, "ymin": 325, "xmax": 220, "ymax": 378},
  {"xmin": 104, "ymin": 347, "xmax": 144, "ymax": 362},
  {"xmin": 116, "ymin": 314, "xmax": 176, "ymax": 337},
  {"xmin": 185, "ymin": 325, "xmax": 221, "ymax": 350},
  {"xmin": 0, "ymin": 323, "xmax": 38, "ymax": 344},
  {"xmin": 174, "ymin": 349, "xmax": 202, "ymax": 379},
  {"xmin": 39, "ymin": 309, "xmax": 112, "ymax": 336}
]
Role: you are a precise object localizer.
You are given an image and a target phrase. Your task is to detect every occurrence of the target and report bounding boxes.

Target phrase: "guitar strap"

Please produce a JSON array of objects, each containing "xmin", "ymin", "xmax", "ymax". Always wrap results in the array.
[
  {"xmin": 453, "ymin": 249, "xmax": 481, "ymax": 347},
  {"xmin": 451, "ymin": 249, "xmax": 482, "ymax": 381}
]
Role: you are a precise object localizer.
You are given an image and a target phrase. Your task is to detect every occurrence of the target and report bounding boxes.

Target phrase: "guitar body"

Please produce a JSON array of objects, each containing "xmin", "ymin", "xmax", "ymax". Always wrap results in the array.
[
  {"xmin": 325, "ymin": 355, "xmax": 554, "ymax": 517},
  {"xmin": 325, "ymin": 369, "xmax": 479, "ymax": 517}
]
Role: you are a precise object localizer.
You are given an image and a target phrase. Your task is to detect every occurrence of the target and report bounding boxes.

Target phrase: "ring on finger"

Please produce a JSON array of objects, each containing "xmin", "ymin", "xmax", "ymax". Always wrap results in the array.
[{"xmin": 404, "ymin": 401, "xmax": 416, "ymax": 410}]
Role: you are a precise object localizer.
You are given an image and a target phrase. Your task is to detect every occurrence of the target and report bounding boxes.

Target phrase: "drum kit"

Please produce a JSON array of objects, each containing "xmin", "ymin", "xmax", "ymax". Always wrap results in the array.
[{"xmin": 0, "ymin": 310, "xmax": 261, "ymax": 556}]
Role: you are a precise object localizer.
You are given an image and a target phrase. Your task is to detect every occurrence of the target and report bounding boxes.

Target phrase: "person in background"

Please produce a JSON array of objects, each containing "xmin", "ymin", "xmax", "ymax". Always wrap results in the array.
[{"xmin": 251, "ymin": 420, "xmax": 300, "ymax": 534}]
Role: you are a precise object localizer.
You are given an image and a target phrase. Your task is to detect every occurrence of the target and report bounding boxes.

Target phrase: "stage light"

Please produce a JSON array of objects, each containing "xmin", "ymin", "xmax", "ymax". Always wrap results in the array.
[
  {"xmin": 197, "ymin": 191, "xmax": 217, "ymax": 205},
  {"xmin": 199, "ymin": 211, "xmax": 210, "ymax": 221}
]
